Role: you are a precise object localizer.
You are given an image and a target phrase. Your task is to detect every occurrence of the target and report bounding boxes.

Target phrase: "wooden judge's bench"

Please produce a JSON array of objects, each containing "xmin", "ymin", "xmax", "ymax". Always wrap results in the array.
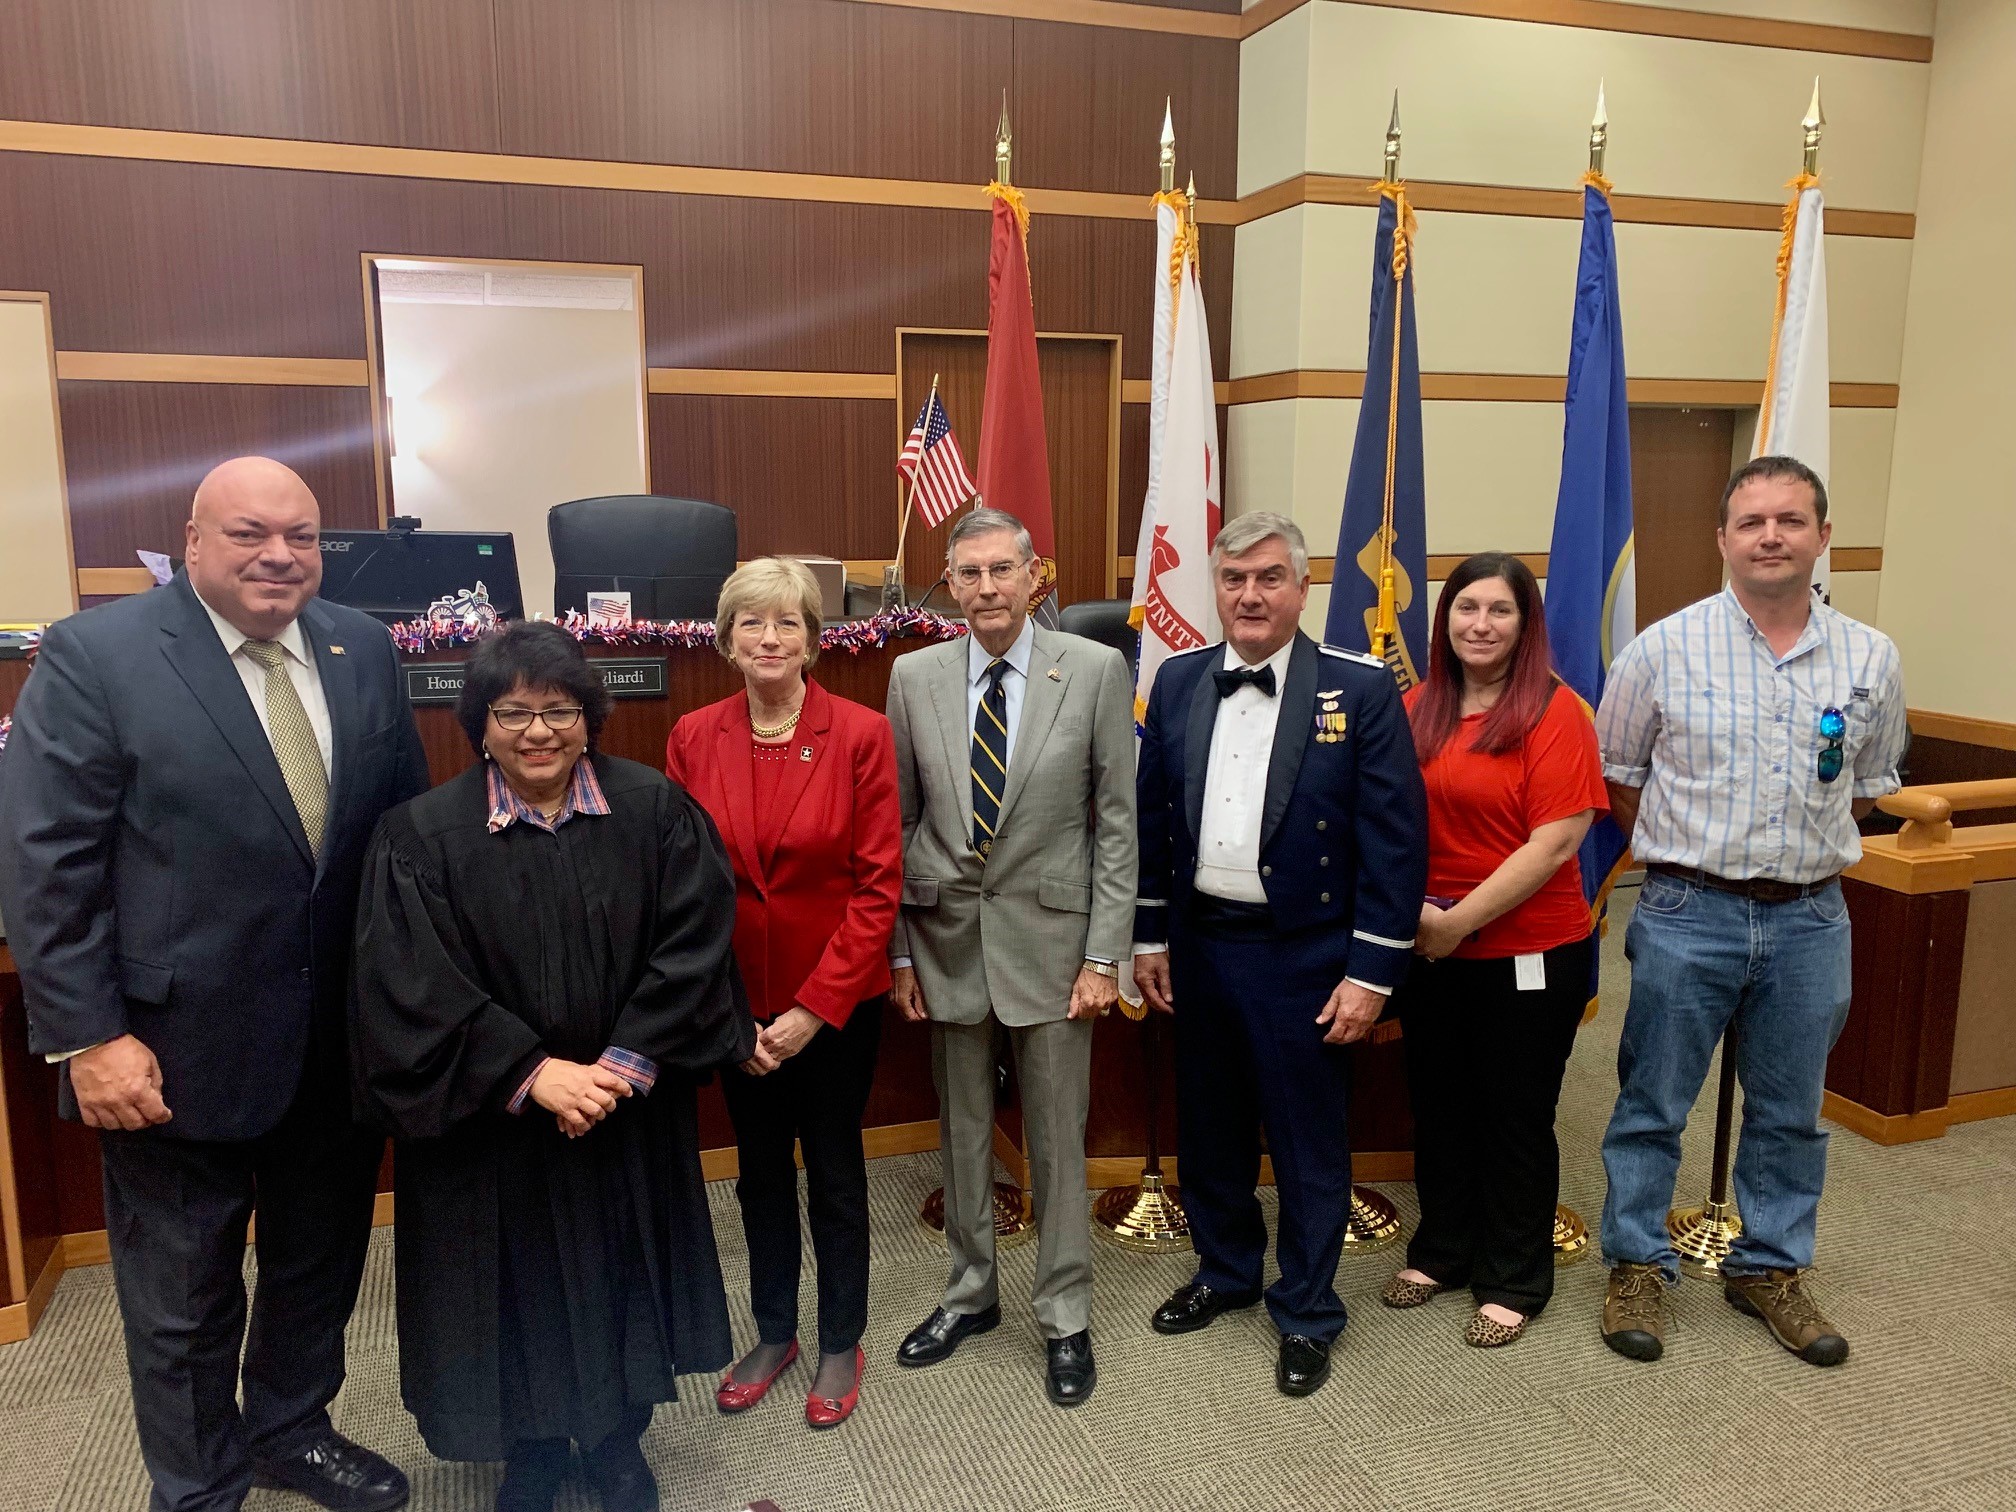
[{"xmin": 0, "ymin": 635, "xmax": 1418, "ymax": 1343}]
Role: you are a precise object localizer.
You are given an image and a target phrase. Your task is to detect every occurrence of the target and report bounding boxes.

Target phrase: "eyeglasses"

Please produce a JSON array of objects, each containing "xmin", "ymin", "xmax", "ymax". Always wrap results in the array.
[
  {"xmin": 491, "ymin": 704, "xmax": 583, "ymax": 732},
  {"xmin": 1816, "ymin": 705, "xmax": 1846, "ymax": 784},
  {"xmin": 949, "ymin": 560, "xmax": 1029, "ymax": 588}
]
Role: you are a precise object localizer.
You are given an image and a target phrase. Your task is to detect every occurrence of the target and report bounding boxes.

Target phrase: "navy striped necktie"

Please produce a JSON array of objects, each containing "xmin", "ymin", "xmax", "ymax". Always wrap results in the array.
[{"xmin": 970, "ymin": 658, "xmax": 1009, "ymax": 859}]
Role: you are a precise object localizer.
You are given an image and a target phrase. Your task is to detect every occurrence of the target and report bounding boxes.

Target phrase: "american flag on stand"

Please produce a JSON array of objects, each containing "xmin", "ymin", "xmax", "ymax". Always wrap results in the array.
[{"xmin": 896, "ymin": 391, "xmax": 978, "ymax": 528}]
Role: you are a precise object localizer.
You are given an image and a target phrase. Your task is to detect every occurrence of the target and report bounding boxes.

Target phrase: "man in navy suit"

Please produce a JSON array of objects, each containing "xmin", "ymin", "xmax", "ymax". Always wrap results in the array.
[
  {"xmin": 0, "ymin": 458, "xmax": 426, "ymax": 1512},
  {"xmin": 1132, "ymin": 511, "xmax": 1427, "ymax": 1398}
]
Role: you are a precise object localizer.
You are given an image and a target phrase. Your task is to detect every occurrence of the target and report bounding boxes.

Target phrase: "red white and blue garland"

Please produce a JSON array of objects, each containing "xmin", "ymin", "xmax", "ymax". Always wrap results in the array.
[{"xmin": 388, "ymin": 602, "xmax": 967, "ymax": 656}]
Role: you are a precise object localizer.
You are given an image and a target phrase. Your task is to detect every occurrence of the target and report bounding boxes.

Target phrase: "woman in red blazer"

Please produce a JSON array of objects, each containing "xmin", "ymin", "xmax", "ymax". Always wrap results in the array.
[{"xmin": 665, "ymin": 557, "xmax": 901, "ymax": 1431}]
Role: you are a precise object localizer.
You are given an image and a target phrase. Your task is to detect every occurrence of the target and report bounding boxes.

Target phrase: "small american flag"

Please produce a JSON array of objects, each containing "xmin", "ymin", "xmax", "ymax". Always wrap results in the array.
[{"xmin": 896, "ymin": 392, "xmax": 978, "ymax": 528}]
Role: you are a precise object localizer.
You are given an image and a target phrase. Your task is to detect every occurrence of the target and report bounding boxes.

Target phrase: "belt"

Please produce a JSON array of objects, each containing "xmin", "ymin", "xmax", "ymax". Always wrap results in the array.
[
  {"xmin": 1189, "ymin": 892, "xmax": 1276, "ymax": 941},
  {"xmin": 1644, "ymin": 863, "xmax": 1840, "ymax": 905}
]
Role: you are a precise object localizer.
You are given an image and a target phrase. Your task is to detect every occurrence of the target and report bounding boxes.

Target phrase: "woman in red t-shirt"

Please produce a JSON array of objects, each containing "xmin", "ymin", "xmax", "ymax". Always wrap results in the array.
[{"xmin": 1379, "ymin": 552, "xmax": 1608, "ymax": 1348}]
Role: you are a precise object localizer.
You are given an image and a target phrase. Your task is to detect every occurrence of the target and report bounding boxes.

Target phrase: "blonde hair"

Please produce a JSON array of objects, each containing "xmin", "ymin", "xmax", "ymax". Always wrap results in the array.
[{"xmin": 714, "ymin": 556, "xmax": 825, "ymax": 667}]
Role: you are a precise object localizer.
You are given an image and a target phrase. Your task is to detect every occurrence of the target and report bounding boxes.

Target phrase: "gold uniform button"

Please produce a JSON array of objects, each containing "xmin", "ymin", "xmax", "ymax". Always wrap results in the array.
[
  {"xmin": 1316, "ymin": 820, "xmax": 1327, "ymax": 831},
  {"xmin": 1261, "ymin": 865, "xmax": 1273, "ymax": 877},
  {"xmin": 1320, "ymin": 892, "xmax": 1331, "ymax": 903},
  {"xmin": 1319, "ymin": 856, "xmax": 1329, "ymax": 867}
]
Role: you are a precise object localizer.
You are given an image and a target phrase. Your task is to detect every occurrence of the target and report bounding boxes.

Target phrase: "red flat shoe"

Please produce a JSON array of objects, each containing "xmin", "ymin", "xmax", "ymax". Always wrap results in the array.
[
  {"xmin": 716, "ymin": 1340, "xmax": 799, "ymax": 1414},
  {"xmin": 805, "ymin": 1346, "xmax": 864, "ymax": 1430}
]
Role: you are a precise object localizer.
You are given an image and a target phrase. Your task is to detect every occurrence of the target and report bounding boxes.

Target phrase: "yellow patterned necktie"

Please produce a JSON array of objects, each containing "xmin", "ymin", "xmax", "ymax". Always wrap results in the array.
[{"xmin": 241, "ymin": 639, "xmax": 328, "ymax": 859}]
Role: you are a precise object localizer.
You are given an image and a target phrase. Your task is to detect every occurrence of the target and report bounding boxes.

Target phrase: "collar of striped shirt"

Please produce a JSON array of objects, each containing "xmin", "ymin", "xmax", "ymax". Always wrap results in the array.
[{"xmin": 486, "ymin": 756, "xmax": 611, "ymax": 835}]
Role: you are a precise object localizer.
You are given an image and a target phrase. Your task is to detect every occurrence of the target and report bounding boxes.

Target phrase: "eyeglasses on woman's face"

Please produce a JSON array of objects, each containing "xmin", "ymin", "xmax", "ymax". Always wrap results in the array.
[{"xmin": 490, "ymin": 704, "xmax": 584, "ymax": 733}]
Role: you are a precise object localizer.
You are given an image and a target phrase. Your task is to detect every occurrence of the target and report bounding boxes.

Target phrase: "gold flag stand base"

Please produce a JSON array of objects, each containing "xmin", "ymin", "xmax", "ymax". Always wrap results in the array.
[
  {"xmin": 1341, "ymin": 1185, "xmax": 1403, "ymax": 1250},
  {"xmin": 1092, "ymin": 1172, "xmax": 1192, "ymax": 1252},
  {"xmin": 918, "ymin": 1184, "xmax": 1034, "ymax": 1248},
  {"xmin": 1553, "ymin": 1204, "xmax": 1591, "ymax": 1266},
  {"xmin": 1667, "ymin": 1198, "xmax": 1742, "ymax": 1279}
]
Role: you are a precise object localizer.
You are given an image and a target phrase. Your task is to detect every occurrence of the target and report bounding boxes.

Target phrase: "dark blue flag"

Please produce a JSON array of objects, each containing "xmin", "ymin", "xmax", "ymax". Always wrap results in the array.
[
  {"xmin": 1324, "ymin": 190, "xmax": 1427, "ymax": 688},
  {"xmin": 1543, "ymin": 182, "xmax": 1636, "ymax": 996}
]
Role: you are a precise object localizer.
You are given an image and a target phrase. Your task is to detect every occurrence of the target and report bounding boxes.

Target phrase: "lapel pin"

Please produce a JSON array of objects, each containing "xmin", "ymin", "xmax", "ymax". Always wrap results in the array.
[
  {"xmin": 329, "ymin": 644, "xmax": 346, "ymax": 655},
  {"xmin": 1047, "ymin": 667, "xmax": 1062, "ymax": 681},
  {"xmin": 799, "ymin": 744, "xmax": 814, "ymax": 762}
]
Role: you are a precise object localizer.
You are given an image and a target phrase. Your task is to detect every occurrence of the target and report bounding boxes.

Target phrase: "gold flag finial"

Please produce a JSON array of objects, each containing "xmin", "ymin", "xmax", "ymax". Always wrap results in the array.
[
  {"xmin": 1184, "ymin": 170, "xmax": 1198, "ymax": 230},
  {"xmin": 1383, "ymin": 90, "xmax": 1402, "ymax": 181},
  {"xmin": 1160, "ymin": 99, "xmax": 1176, "ymax": 194},
  {"xmin": 1589, "ymin": 79, "xmax": 1608, "ymax": 176},
  {"xmin": 1801, "ymin": 76, "xmax": 1824, "ymax": 175},
  {"xmin": 996, "ymin": 91, "xmax": 1013, "ymax": 186}
]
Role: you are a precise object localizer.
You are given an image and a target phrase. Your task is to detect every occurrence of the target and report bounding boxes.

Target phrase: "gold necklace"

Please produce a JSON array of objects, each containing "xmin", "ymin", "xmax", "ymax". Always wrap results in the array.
[{"xmin": 750, "ymin": 707, "xmax": 802, "ymax": 740}]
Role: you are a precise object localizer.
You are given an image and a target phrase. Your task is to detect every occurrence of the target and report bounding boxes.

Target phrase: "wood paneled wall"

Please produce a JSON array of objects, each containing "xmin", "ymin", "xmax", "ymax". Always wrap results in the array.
[{"xmin": 0, "ymin": 0, "xmax": 1237, "ymax": 581}]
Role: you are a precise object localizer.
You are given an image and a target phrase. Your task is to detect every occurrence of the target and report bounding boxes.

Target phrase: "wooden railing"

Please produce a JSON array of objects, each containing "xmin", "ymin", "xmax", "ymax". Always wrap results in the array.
[{"xmin": 1878, "ymin": 777, "xmax": 2016, "ymax": 850}]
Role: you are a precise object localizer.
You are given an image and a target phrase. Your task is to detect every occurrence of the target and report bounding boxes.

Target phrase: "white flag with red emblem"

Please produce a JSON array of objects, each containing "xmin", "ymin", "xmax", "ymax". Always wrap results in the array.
[{"xmin": 1130, "ymin": 197, "xmax": 1221, "ymax": 727}]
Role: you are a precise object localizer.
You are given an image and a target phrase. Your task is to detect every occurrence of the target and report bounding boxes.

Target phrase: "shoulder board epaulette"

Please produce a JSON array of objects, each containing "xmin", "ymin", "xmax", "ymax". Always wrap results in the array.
[{"xmin": 1318, "ymin": 644, "xmax": 1385, "ymax": 669}]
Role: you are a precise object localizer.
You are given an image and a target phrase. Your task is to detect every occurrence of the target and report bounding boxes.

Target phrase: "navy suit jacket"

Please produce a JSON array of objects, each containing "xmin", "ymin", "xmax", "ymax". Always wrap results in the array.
[
  {"xmin": 0, "ymin": 574, "xmax": 429, "ymax": 1141},
  {"xmin": 1134, "ymin": 633, "xmax": 1428, "ymax": 989}
]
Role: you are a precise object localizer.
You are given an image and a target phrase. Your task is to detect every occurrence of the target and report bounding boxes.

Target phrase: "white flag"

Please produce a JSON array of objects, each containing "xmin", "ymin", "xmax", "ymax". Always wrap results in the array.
[
  {"xmin": 1133, "ymin": 213, "xmax": 1221, "ymax": 725},
  {"xmin": 1755, "ymin": 182, "xmax": 1831, "ymax": 599},
  {"xmin": 1129, "ymin": 196, "xmax": 1180, "ymax": 647}
]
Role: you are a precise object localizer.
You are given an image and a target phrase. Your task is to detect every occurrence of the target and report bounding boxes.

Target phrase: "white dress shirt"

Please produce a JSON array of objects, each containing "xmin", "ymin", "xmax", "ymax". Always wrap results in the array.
[
  {"xmin": 965, "ymin": 615, "xmax": 1035, "ymax": 769},
  {"xmin": 1194, "ymin": 640, "xmax": 1295, "ymax": 904},
  {"xmin": 194, "ymin": 590, "xmax": 335, "ymax": 779}
]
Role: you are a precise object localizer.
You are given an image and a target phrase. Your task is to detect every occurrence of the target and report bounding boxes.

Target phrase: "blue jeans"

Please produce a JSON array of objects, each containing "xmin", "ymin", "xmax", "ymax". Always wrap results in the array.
[{"xmin": 1600, "ymin": 873, "xmax": 1853, "ymax": 1282}]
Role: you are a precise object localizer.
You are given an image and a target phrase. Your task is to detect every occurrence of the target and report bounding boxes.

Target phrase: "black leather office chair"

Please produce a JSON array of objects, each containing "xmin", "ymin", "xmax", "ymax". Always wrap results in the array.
[
  {"xmin": 1058, "ymin": 597, "xmax": 1139, "ymax": 675},
  {"xmin": 548, "ymin": 495, "xmax": 738, "ymax": 621}
]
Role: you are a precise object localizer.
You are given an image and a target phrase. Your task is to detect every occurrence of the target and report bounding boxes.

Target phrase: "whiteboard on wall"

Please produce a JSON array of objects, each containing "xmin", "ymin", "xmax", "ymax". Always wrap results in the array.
[
  {"xmin": 374, "ymin": 262, "xmax": 649, "ymax": 620},
  {"xmin": 0, "ymin": 292, "xmax": 77, "ymax": 623}
]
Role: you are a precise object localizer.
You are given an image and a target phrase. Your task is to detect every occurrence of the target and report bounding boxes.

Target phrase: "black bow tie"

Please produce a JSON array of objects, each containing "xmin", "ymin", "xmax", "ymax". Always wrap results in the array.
[{"xmin": 1214, "ymin": 664, "xmax": 1277, "ymax": 699}]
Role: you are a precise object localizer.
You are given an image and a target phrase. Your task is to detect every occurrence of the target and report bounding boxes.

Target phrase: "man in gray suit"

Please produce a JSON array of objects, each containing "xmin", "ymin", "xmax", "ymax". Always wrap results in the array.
[{"xmin": 886, "ymin": 506, "xmax": 1136, "ymax": 1408}]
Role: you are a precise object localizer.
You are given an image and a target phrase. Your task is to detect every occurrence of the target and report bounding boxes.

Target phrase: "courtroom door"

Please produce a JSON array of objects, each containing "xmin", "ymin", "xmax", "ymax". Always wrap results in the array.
[{"xmin": 1629, "ymin": 407, "xmax": 1737, "ymax": 631}]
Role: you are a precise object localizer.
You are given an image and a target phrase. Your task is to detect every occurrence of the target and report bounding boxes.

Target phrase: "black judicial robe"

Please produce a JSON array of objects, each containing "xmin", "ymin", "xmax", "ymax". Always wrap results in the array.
[{"xmin": 349, "ymin": 754, "xmax": 757, "ymax": 1460}]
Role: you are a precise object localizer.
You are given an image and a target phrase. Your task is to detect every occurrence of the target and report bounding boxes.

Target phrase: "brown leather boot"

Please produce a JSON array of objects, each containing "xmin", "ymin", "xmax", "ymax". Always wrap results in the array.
[
  {"xmin": 1602, "ymin": 1262, "xmax": 1667, "ymax": 1362},
  {"xmin": 1724, "ymin": 1269, "xmax": 1849, "ymax": 1366}
]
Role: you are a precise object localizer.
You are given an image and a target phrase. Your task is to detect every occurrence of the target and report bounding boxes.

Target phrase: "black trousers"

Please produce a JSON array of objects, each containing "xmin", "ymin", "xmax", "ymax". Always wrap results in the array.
[
  {"xmin": 719, "ymin": 1001, "xmax": 882, "ymax": 1355},
  {"xmin": 1171, "ymin": 922, "xmax": 1356, "ymax": 1343},
  {"xmin": 98, "ymin": 1076, "xmax": 383, "ymax": 1512},
  {"xmin": 1394, "ymin": 937, "xmax": 1593, "ymax": 1315}
]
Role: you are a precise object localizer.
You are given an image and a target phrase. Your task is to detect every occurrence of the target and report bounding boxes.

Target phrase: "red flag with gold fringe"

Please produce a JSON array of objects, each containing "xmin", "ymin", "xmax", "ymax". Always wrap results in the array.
[{"xmin": 977, "ymin": 184, "xmax": 1059, "ymax": 620}]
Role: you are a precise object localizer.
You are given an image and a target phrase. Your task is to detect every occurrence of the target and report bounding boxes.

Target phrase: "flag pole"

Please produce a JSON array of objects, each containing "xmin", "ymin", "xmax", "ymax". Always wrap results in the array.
[
  {"xmin": 1669, "ymin": 84, "xmax": 1824, "ymax": 1279},
  {"xmin": 1095, "ymin": 102, "xmax": 1192, "ymax": 1253},
  {"xmin": 892, "ymin": 372, "xmax": 938, "ymax": 572}
]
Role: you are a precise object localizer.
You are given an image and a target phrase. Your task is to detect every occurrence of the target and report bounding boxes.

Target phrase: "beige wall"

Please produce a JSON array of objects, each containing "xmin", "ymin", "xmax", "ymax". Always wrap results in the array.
[
  {"xmin": 1232, "ymin": 0, "xmax": 1931, "ymax": 651},
  {"xmin": 1876, "ymin": 0, "xmax": 2016, "ymax": 724},
  {"xmin": 378, "ymin": 269, "xmax": 649, "ymax": 620},
  {"xmin": 0, "ymin": 294, "xmax": 76, "ymax": 623}
]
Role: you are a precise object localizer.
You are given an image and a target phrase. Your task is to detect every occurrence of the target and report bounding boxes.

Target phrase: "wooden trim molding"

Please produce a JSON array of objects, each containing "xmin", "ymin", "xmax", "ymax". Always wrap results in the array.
[
  {"xmin": 1227, "ymin": 173, "xmax": 1915, "ymax": 239},
  {"xmin": 1948, "ymin": 1086, "xmax": 2016, "ymax": 1126},
  {"xmin": 1, "ymin": 121, "xmax": 1916, "ymax": 240},
  {"xmin": 1822, "ymin": 1090, "xmax": 1951, "ymax": 1145},
  {"xmin": 1908, "ymin": 710, "xmax": 2016, "ymax": 753},
  {"xmin": 1240, "ymin": 0, "xmax": 1931, "ymax": 61},
  {"xmin": 54, "ymin": 352, "xmax": 370, "ymax": 387},
  {"xmin": 648, "ymin": 368, "xmax": 895, "ymax": 400},
  {"xmin": 1226, "ymin": 371, "xmax": 1900, "ymax": 408},
  {"xmin": 76, "ymin": 567, "xmax": 159, "ymax": 596}
]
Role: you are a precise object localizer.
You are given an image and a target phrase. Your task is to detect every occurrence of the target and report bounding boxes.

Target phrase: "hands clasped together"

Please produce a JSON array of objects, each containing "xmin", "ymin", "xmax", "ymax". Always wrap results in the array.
[
  {"xmin": 739, "ymin": 1004, "xmax": 824, "ymax": 1077},
  {"xmin": 530, "ymin": 1058, "xmax": 634, "ymax": 1138}
]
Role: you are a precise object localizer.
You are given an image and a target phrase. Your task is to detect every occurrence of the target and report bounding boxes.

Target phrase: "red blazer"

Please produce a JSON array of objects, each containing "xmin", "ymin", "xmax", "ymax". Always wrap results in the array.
[{"xmin": 666, "ymin": 678, "xmax": 902, "ymax": 1027}]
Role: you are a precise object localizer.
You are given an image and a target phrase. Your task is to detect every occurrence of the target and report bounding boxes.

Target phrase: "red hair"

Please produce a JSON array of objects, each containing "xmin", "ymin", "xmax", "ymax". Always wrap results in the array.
[{"xmin": 1408, "ymin": 552, "xmax": 1559, "ymax": 763}]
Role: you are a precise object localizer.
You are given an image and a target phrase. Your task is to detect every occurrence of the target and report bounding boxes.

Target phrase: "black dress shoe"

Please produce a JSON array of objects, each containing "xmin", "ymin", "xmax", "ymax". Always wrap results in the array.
[
  {"xmin": 584, "ymin": 1431, "xmax": 658, "ymax": 1512},
  {"xmin": 1045, "ymin": 1330, "xmax": 1097, "ymax": 1408},
  {"xmin": 1276, "ymin": 1334, "xmax": 1332, "ymax": 1398},
  {"xmin": 896, "ymin": 1303, "xmax": 1002, "ymax": 1367},
  {"xmin": 1151, "ymin": 1281, "xmax": 1262, "ymax": 1336},
  {"xmin": 494, "ymin": 1439, "xmax": 568, "ymax": 1512},
  {"xmin": 253, "ymin": 1431, "xmax": 410, "ymax": 1512}
]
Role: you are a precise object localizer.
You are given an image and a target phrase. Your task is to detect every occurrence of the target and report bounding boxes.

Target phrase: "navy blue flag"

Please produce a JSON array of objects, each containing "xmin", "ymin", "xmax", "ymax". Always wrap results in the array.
[
  {"xmin": 1543, "ymin": 181, "xmax": 1636, "ymax": 989},
  {"xmin": 1324, "ymin": 190, "xmax": 1427, "ymax": 688}
]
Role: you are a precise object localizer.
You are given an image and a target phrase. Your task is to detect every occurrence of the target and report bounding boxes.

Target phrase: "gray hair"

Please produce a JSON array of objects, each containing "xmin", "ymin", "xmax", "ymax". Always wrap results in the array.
[
  {"xmin": 946, "ymin": 504, "xmax": 1034, "ymax": 564},
  {"xmin": 1211, "ymin": 511, "xmax": 1309, "ymax": 580}
]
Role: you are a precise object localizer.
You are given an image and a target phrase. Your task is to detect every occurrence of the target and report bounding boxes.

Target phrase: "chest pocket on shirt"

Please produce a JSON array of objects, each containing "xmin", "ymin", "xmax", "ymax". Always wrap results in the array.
[
  {"xmin": 1661, "ymin": 684, "xmax": 1735, "ymax": 788},
  {"xmin": 1795, "ymin": 686, "xmax": 1874, "ymax": 779}
]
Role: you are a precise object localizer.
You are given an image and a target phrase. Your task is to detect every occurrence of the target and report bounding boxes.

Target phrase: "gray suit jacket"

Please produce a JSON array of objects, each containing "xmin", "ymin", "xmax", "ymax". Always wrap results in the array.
[{"xmin": 886, "ymin": 627, "xmax": 1136, "ymax": 1027}]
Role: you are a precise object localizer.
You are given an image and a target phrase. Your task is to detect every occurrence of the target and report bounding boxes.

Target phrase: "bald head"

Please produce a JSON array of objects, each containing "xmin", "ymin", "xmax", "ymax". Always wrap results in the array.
[{"xmin": 184, "ymin": 456, "xmax": 324, "ymax": 638}]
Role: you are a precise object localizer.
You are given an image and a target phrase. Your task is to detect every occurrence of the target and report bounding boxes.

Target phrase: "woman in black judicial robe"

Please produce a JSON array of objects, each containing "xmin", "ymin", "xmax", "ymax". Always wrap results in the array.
[{"xmin": 350, "ymin": 623, "xmax": 756, "ymax": 1512}]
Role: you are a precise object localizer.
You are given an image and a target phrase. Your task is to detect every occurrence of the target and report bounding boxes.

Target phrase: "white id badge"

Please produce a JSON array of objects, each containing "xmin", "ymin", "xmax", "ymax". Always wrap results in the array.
[{"xmin": 1514, "ymin": 953, "xmax": 1545, "ymax": 992}]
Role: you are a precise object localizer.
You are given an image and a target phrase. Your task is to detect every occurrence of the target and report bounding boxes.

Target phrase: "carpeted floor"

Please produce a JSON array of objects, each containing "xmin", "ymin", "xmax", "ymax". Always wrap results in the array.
[{"xmin": 5, "ymin": 886, "xmax": 2015, "ymax": 1512}]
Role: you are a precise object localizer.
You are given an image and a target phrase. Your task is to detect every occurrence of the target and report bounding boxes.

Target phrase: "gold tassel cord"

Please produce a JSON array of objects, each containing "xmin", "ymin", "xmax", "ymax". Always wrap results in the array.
[
  {"xmin": 1368, "ymin": 181, "xmax": 1416, "ymax": 678},
  {"xmin": 1757, "ymin": 170, "xmax": 1820, "ymax": 452},
  {"xmin": 1580, "ymin": 169, "xmax": 1614, "ymax": 197},
  {"xmin": 985, "ymin": 180, "xmax": 1030, "ymax": 241}
]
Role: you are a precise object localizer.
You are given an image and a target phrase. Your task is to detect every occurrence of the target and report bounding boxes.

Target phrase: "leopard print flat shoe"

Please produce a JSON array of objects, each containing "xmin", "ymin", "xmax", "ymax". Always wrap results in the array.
[
  {"xmin": 1463, "ymin": 1309, "xmax": 1527, "ymax": 1348},
  {"xmin": 1381, "ymin": 1273, "xmax": 1453, "ymax": 1309}
]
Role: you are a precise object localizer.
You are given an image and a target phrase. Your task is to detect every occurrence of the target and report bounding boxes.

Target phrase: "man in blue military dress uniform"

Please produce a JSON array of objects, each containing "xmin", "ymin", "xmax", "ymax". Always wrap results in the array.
[{"xmin": 1132, "ymin": 512, "xmax": 1428, "ymax": 1398}]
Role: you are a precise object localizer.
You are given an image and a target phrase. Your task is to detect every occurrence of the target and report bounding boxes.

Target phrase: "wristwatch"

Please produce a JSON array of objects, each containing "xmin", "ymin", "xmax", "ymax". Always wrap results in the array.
[{"xmin": 1081, "ymin": 960, "xmax": 1120, "ymax": 979}]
